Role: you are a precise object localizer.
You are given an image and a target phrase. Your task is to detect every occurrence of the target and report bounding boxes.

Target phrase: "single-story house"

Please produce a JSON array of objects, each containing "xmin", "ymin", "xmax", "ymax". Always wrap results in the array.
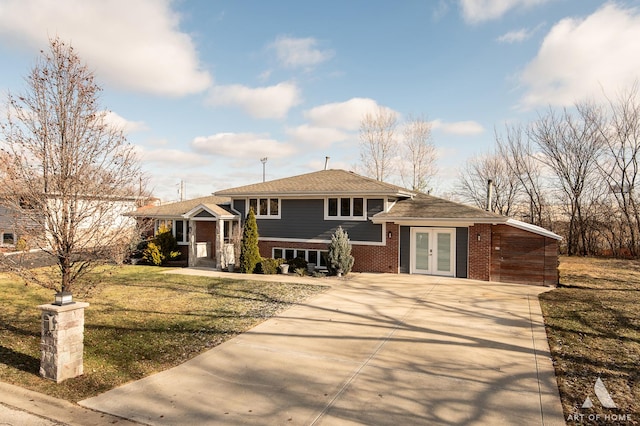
[{"xmin": 130, "ymin": 169, "xmax": 560, "ymax": 286}]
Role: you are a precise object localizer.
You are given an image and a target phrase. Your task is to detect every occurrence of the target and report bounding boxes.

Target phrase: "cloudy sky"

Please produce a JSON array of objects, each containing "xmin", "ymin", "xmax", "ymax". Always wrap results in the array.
[{"xmin": 1, "ymin": 0, "xmax": 639, "ymax": 201}]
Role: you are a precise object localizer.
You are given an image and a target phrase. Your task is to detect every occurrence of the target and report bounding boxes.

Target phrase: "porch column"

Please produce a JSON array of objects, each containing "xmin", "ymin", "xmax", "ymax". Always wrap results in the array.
[
  {"xmin": 188, "ymin": 220, "xmax": 196, "ymax": 267},
  {"xmin": 215, "ymin": 220, "xmax": 223, "ymax": 269}
]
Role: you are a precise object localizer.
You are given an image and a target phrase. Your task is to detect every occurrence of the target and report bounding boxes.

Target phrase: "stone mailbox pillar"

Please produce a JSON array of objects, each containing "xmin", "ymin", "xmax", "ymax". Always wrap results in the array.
[{"xmin": 37, "ymin": 302, "xmax": 89, "ymax": 383}]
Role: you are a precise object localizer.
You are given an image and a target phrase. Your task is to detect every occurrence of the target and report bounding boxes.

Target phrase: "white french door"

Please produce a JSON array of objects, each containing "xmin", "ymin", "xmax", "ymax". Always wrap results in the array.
[{"xmin": 410, "ymin": 228, "xmax": 455, "ymax": 276}]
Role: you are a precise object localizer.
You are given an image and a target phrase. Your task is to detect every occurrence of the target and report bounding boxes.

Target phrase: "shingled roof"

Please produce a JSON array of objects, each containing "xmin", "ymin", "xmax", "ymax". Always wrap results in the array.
[
  {"xmin": 375, "ymin": 193, "xmax": 504, "ymax": 221},
  {"xmin": 127, "ymin": 195, "xmax": 235, "ymax": 218},
  {"xmin": 215, "ymin": 169, "xmax": 415, "ymax": 197}
]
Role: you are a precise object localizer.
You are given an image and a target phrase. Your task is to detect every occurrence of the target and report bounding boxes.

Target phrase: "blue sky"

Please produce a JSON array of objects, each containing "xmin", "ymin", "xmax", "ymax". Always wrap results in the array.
[{"xmin": 1, "ymin": 0, "xmax": 640, "ymax": 201}]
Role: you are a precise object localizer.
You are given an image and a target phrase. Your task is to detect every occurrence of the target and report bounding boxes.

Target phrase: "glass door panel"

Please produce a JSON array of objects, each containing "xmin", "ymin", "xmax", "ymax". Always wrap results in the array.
[{"xmin": 415, "ymin": 232, "xmax": 430, "ymax": 272}]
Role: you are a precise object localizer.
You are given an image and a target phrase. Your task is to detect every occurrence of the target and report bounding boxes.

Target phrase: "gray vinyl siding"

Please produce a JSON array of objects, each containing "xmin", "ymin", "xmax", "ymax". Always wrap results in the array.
[
  {"xmin": 399, "ymin": 226, "xmax": 411, "ymax": 273},
  {"xmin": 456, "ymin": 227, "xmax": 468, "ymax": 278},
  {"xmin": 195, "ymin": 210, "xmax": 214, "ymax": 218},
  {"xmin": 0, "ymin": 206, "xmax": 12, "ymax": 229},
  {"xmin": 233, "ymin": 199, "xmax": 246, "ymax": 218},
  {"xmin": 251, "ymin": 198, "xmax": 384, "ymax": 243}
]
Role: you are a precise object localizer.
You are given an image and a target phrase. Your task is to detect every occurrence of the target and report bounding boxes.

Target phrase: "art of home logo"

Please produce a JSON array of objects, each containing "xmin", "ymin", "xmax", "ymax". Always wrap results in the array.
[{"xmin": 566, "ymin": 377, "xmax": 633, "ymax": 423}]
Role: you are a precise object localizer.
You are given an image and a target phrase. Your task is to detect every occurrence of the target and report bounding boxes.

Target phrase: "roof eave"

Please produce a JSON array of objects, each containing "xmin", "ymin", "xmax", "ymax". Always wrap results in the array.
[
  {"xmin": 371, "ymin": 216, "xmax": 507, "ymax": 225},
  {"xmin": 215, "ymin": 191, "xmax": 414, "ymax": 198}
]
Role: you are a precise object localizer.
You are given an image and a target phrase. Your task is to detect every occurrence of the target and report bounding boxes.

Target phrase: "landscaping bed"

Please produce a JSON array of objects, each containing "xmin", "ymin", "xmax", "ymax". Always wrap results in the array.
[
  {"xmin": 0, "ymin": 265, "xmax": 328, "ymax": 401},
  {"xmin": 540, "ymin": 256, "xmax": 640, "ymax": 424}
]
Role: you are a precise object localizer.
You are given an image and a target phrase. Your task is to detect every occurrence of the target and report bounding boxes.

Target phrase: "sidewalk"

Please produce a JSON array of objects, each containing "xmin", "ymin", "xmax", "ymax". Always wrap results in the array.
[{"xmin": 0, "ymin": 381, "xmax": 141, "ymax": 425}]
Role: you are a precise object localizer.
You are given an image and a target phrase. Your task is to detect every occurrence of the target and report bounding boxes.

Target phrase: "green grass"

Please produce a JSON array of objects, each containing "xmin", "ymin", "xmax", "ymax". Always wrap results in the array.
[
  {"xmin": 0, "ymin": 265, "xmax": 327, "ymax": 402},
  {"xmin": 540, "ymin": 257, "xmax": 640, "ymax": 424}
]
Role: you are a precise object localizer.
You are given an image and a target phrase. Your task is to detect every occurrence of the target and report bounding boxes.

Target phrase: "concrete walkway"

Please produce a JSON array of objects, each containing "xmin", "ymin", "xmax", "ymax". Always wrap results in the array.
[{"xmin": 79, "ymin": 271, "xmax": 564, "ymax": 425}]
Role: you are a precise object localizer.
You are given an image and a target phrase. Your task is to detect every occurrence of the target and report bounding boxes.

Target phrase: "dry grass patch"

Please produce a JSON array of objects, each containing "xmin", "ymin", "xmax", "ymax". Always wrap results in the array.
[
  {"xmin": 0, "ymin": 265, "xmax": 327, "ymax": 401},
  {"xmin": 540, "ymin": 256, "xmax": 640, "ymax": 424}
]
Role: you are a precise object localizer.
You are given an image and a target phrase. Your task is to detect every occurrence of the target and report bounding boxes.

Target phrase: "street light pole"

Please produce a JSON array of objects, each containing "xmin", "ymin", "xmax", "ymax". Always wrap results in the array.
[{"xmin": 261, "ymin": 157, "xmax": 267, "ymax": 182}]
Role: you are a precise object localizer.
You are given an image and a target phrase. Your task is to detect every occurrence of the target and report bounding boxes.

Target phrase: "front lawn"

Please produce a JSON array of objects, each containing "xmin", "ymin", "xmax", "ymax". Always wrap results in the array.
[
  {"xmin": 540, "ymin": 256, "xmax": 640, "ymax": 424},
  {"xmin": 0, "ymin": 265, "xmax": 327, "ymax": 401}
]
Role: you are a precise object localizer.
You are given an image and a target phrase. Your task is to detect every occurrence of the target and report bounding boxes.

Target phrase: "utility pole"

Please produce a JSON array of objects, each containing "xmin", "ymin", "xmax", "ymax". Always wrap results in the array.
[{"xmin": 261, "ymin": 157, "xmax": 267, "ymax": 182}]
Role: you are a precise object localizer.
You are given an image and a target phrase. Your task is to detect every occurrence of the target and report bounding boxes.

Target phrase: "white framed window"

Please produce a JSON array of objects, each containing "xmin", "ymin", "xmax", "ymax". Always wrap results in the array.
[
  {"xmin": 324, "ymin": 197, "xmax": 366, "ymax": 220},
  {"xmin": 273, "ymin": 247, "xmax": 329, "ymax": 268},
  {"xmin": 248, "ymin": 198, "xmax": 280, "ymax": 218},
  {"xmin": 155, "ymin": 219, "xmax": 189, "ymax": 244},
  {"xmin": 1, "ymin": 232, "xmax": 15, "ymax": 245}
]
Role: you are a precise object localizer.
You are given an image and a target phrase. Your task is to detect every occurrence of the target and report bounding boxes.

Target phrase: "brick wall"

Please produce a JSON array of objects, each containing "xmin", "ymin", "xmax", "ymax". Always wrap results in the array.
[
  {"xmin": 351, "ymin": 223, "xmax": 399, "ymax": 273},
  {"xmin": 468, "ymin": 223, "xmax": 491, "ymax": 281},
  {"xmin": 258, "ymin": 222, "xmax": 399, "ymax": 273}
]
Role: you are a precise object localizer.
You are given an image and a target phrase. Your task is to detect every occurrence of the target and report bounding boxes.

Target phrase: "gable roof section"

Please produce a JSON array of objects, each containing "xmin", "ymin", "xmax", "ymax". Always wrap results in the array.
[
  {"xmin": 374, "ymin": 193, "xmax": 503, "ymax": 222},
  {"xmin": 215, "ymin": 169, "xmax": 415, "ymax": 197},
  {"xmin": 127, "ymin": 195, "xmax": 235, "ymax": 219},
  {"xmin": 373, "ymin": 193, "xmax": 562, "ymax": 240}
]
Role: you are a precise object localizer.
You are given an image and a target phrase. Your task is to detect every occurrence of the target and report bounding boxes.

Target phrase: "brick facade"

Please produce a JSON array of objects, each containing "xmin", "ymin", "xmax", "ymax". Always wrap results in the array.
[
  {"xmin": 258, "ymin": 222, "xmax": 399, "ymax": 273},
  {"xmin": 468, "ymin": 223, "xmax": 492, "ymax": 281}
]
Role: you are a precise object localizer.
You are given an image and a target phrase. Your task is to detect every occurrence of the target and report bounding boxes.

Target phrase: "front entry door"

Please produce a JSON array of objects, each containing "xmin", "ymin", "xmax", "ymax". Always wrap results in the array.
[{"xmin": 410, "ymin": 228, "xmax": 455, "ymax": 276}]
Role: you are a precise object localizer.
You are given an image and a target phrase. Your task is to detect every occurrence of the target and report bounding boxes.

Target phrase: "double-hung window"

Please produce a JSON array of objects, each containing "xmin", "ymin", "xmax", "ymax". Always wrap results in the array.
[
  {"xmin": 248, "ymin": 198, "xmax": 280, "ymax": 218},
  {"xmin": 325, "ymin": 197, "xmax": 365, "ymax": 220}
]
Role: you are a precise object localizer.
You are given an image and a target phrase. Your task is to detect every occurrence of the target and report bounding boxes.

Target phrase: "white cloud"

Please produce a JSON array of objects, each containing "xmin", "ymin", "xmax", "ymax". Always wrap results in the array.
[
  {"xmin": 191, "ymin": 133, "xmax": 296, "ymax": 159},
  {"xmin": 431, "ymin": 119, "xmax": 484, "ymax": 135},
  {"xmin": 0, "ymin": 0, "xmax": 212, "ymax": 96},
  {"xmin": 207, "ymin": 82, "xmax": 301, "ymax": 119},
  {"xmin": 519, "ymin": 4, "xmax": 640, "ymax": 108},
  {"xmin": 285, "ymin": 125, "xmax": 350, "ymax": 148},
  {"xmin": 270, "ymin": 36, "xmax": 334, "ymax": 69},
  {"xmin": 304, "ymin": 98, "xmax": 399, "ymax": 131},
  {"xmin": 103, "ymin": 111, "xmax": 147, "ymax": 134},
  {"xmin": 497, "ymin": 27, "xmax": 533, "ymax": 43},
  {"xmin": 460, "ymin": 0, "xmax": 552, "ymax": 23}
]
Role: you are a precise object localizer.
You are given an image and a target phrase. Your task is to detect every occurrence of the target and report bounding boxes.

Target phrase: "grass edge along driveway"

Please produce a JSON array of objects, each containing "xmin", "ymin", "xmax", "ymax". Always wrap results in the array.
[
  {"xmin": 540, "ymin": 256, "xmax": 640, "ymax": 424},
  {"xmin": 0, "ymin": 265, "xmax": 328, "ymax": 401}
]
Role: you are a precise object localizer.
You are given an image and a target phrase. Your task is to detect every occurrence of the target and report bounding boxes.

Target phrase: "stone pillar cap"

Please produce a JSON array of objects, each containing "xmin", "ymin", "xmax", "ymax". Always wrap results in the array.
[{"xmin": 37, "ymin": 302, "xmax": 89, "ymax": 312}]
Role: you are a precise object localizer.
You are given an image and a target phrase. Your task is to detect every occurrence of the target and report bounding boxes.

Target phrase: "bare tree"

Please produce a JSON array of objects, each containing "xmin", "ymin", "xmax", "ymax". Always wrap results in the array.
[
  {"xmin": 399, "ymin": 115, "xmax": 437, "ymax": 192},
  {"xmin": 0, "ymin": 38, "xmax": 145, "ymax": 294},
  {"xmin": 359, "ymin": 107, "xmax": 398, "ymax": 181},
  {"xmin": 456, "ymin": 151, "xmax": 521, "ymax": 216},
  {"xmin": 529, "ymin": 103, "xmax": 605, "ymax": 255},
  {"xmin": 496, "ymin": 124, "xmax": 550, "ymax": 227},
  {"xmin": 596, "ymin": 84, "xmax": 640, "ymax": 256}
]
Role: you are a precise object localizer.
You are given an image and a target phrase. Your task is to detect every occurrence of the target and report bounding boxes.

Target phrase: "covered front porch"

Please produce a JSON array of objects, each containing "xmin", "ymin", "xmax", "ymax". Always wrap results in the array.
[{"xmin": 183, "ymin": 204, "xmax": 240, "ymax": 269}]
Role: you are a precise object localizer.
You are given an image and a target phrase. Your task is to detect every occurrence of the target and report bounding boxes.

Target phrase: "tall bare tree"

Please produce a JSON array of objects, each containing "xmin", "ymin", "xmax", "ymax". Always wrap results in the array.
[
  {"xmin": 456, "ymin": 151, "xmax": 521, "ymax": 216},
  {"xmin": 597, "ymin": 84, "xmax": 640, "ymax": 256},
  {"xmin": 0, "ymin": 38, "xmax": 145, "ymax": 294},
  {"xmin": 400, "ymin": 115, "xmax": 437, "ymax": 192},
  {"xmin": 359, "ymin": 107, "xmax": 398, "ymax": 181},
  {"xmin": 496, "ymin": 124, "xmax": 550, "ymax": 227},
  {"xmin": 529, "ymin": 103, "xmax": 605, "ymax": 255}
]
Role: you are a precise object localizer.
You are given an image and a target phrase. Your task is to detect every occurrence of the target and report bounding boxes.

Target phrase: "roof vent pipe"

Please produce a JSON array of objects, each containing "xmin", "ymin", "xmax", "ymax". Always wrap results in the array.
[
  {"xmin": 324, "ymin": 156, "xmax": 330, "ymax": 170},
  {"xmin": 486, "ymin": 179, "xmax": 493, "ymax": 212}
]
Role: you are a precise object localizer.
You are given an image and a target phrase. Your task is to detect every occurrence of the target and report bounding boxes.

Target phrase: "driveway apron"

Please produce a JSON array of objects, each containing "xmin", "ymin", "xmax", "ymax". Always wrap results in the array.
[{"xmin": 79, "ymin": 273, "xmax": 565, "ymax": 425}]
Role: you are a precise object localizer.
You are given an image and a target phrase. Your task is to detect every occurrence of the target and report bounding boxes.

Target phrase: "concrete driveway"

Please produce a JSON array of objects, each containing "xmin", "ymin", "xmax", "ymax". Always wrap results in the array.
[{"xmin": 80, "ymin": 272, "xmax": 565, "ymax": 425}]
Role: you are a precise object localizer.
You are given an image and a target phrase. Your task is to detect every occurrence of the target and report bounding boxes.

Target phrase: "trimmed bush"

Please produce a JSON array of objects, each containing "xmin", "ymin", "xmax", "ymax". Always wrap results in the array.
[
  {"xmin": 287, "ymin": 256, "xmax": 308, "ymax": 270},
  {"xmin": 259, "ymin": 257, "xmax": 283, "ymax": 275}
]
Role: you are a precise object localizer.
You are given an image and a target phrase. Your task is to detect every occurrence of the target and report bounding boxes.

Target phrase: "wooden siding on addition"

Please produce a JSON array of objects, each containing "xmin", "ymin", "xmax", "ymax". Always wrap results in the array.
[{"xmin": 490, "ymin": 224, "xmax": 558, "ymax": 286}]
